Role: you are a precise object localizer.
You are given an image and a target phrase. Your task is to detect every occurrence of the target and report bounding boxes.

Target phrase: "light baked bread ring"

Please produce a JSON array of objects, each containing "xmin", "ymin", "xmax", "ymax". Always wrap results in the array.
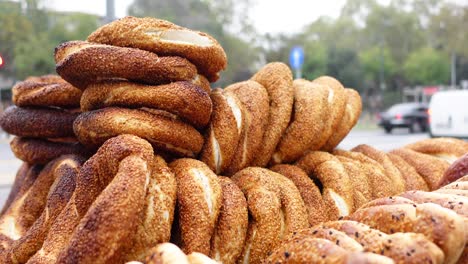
[
  {"xmin": 322, "ymin": 88, "xmax": 362, "ymax": 151},
  {"xmin": 352, "ymin": 144, "xmax": 405, "ymax": 193},
  {"xmin": 335, "ymin": 155, "xmax": 372, "ymax": 208},
  {"xmin": 200, "ymin": 89, "xmax": 243, "ymax": 174},
  {"xmin": 28, "ymin": 135, "xmax": 154, "ymax": 264},
  {"xmin": 311, "ymin": 76, "xmax": 347, "ymax": 149},
  {"xmin": 0, "ymin": 106, "xmax": 79, "ymax": 138},
  {"xmin": 55, "ymin": 41, "xmax": 197, "ymax": 89},
  {"xmin": 73, "ymin": 107, "xmax": 204, "ymax": 157},
  {"xmin": 386, "ymin": 153, "xmax": 429, "ymax": 191},
  {"xmin": 170, "ymin": 159, "xmax": 222, "ymax": 255},
  {"xmin": 390, "ymin": 148, "xmax": 450, "ymax": 190},
  {"xmin": 296, "ymin": 151, "xmax": 354, "ymax": 219},
  {"xmin": 210, "ymin": 176, "xmax": 248, "ymax": 264},
  {"xmin": 438, "ymin": 153, "xmax": 468, "ymax": 188},
  {"xmin": 404, "ymin": 138, "xmax": 468, "ymax": 163},
  {"xmin": 271, "ymin": 80, "xmax": 328, "ymax": 164},
  {"xmin": 224, "ymin": 81, "xmax": 269, "ymax": 175},
  {"xmin": 124, "ymin": 156, "xmax": 177, "ymax": 261},
  {"xmin": 80, "ymin": 80, "xmax": 212, "ymax": 128},
  {"xmin": 12, "ymin": 77, "xmax": 82, "ymax": 108},
  {"xmin": 270, "ymin": 164, "xmax": 328, "ymax": 226},
  {"xmin": 10, "ymin": 137, "xmax": 91, "ymax": 165},
  {"xmin": 250, "ymin": 62, "xmax": 294, "ymax": 167},
  {"xmin": 87, "ymin": 16, "xmax": 227, "ymax": 82},
  {"xmin": 5, "ymin": 155, "xmax": 84, "ymax": 264}
]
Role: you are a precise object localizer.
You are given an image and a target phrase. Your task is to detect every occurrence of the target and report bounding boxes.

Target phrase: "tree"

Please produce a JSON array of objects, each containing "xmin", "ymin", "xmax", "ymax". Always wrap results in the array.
[
  {"xmin": 403, "ymin": 47, "xmax": 450, "ymax": 85},
  {"xmin": 359, "ymin": 46, "xmax": 397, "ymax": 89}
]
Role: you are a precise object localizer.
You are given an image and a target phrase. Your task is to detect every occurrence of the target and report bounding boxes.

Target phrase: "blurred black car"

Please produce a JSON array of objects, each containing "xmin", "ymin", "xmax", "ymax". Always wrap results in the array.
[{"xmin": 377, "ymin": 103, "xmax": 429, "ymax": 133}]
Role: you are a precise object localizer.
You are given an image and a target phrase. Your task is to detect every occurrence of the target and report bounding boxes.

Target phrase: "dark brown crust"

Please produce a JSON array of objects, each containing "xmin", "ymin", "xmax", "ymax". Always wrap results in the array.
[
  {"xmin": 27, "ymin": 135, "xmax": 154, "ymax": 264},
  {"xmin": 251, "ymin": 62, "xmax": 294, "ymax": 167},
  {"xmin": 438, "ymin": 153, "xmax": 468, "ymax": 189},
  {"xmin": 224, "ymin": 81, "xmax": 269, "ymax": 175},
  {"xmin": 10, "ymin": 137, "xmax": 91, "ymax": 165},
  {"xmin": 386, "ymin": 153, "xmax": 429, "ymax": 191},
  {"xmin": 87, "ymin": 16, "xmax": 227, "ymax": 82},
  {"xmin": 210, "ymin": 176, "xmax": 248, "ymax": 264},
  {"xmin": 0, "ymin": 106, "xmax": 79, "ymax": 138},
  {"xmin": 322, "ymin": 88, "xmax": 362, "ymax": 151},
  {"xmin": 6, "ymin": 155, "xmax": 84, "ymax": 264},
  {"xmin": 390, "ymin": 148, "xmax": 450, "ymax": 190},
  {"xmin": 270, "ymin": 164, "xmax": 328, "ymax": 226},
  {"xmin": 12, "ymin": 79, "xmax": 81, "ymax": 108},
  {"xmin": 80, "ymin": 80, "xmax": 212, "ymax": 128},
  {"xmin": 170, "ymin": 159, "xmax": 222, "ymax": 255},
  {"xmin": 73, "ymin": 107, "xmax": 204, "ymax": 157},
  {"xmin": 55, "ymin": 41, "xmax": 197, "ymax": 89}
]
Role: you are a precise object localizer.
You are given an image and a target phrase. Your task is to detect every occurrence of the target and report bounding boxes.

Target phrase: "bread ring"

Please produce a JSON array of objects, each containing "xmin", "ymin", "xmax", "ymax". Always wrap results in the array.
[
  {"xmin": 80, "ymin": 80, "xmax": 212, "ymax": 128},
  {"xmin": 271, "ymin": 80, "xmax": 328, "ymax": 164},
  {"xmin": 311, "ymin": 76, "xmax": 347, "ymax": 149},
  {"xmin": 210, "ymin": 176, "xmax": 248, "ymax": 264},
  {"xmin": 191, "ymin": 75, "xmax": 211, "ymax": 94},
  {"xmin": 87, "ymin": 16, "xmax": 227, "ymax": 82},
  {"xmin": 24, "ymin": 74, "xmax": 65, "ymax": 83},
  {"xmin": 5, "ymin": 155, "xmax": 84, "ymax": 264},
  {"xmin": 169, "ymin": 159, "xmax": 221, "ymax": 255},
  {"xmin": 224, "ymin": 81, "xmax": 269, "ymax": 175},
  {"xmin": 28, "ymin": 135, "xmax": 154, "ymax": 264},
  {"xmin": 0, "ymin": 155, "xmax": 82, "ymax": 252},
  {"xmin": 0, "ymin": 106, "xmax": 78, "ymax": 138},
  {"xmin": 270, "ymin": 164, "xmax": 328, "ymax": 226},
  {"xmin": 352, "ymin": 144, "xmax": 405, "ymax": 193},
  {"xmin": 386, "ymin": 153, "xmax": 429, "ymax": 191},
  {"xmin": 399, "ymin": 190, "xmax": 468, "ymax": 217},
  {"xmin": 390, "ymin": 148, "xmax": 449, "ymax": 190},
  {"xmin": 435, "ymin": 188, "xmax": 468, "ymax": 197},
  {"xmin": 12, "ymin": 78, "xmax": 82, "ymax": 108},
  {"xmin": 333, "ymin": 149, "xmax": 396, "ymax": 198},
  {"xmin": 438, "ymin": 153, "xmax": 468, "ymax": 188},
  {"xmin": 404, "ymin": 138, "xmax": 468, "ymax": 163},
  {"xmin": 0, "ymin": 164, "xmax": 40, "ymax": 217},
  {"xmin": 124, "ymin": 156, "xmax": 177, "ymax": 261},
  {"xmin": 73, "ymin": 107, "xmax": 204, "ymax": 157},
  {"xmin": 322, "ymin": 88, "xmax": 362, "ymax": 151},
  {"xmin": 335, "ymin": 156, "xmax": 373, "ymax": 208},
  {"xmin": 250, "ymin": 62, "xmax": 294, "ymax": 167},
  {"xmin": 296, "ymin": 151, "xmax": 354, "ymax": 219},
  {"xmin": 10, "ymin": 137, "xmax": 91, "ymax": 165},
  {"xmin": 55, "ymin": 41, "xmax": 197, "ymax": 89},
  {"xmin": 144, "ymin": 243, "xmax": 190, "ymax": 264},
  {"xmin": 200, "ymin": 89, "xmax": 243, "ymax": 174}
]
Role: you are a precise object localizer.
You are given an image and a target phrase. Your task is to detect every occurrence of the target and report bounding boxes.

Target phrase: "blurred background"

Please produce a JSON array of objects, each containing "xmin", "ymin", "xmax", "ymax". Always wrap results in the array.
[{"xmin": 0, "ymin": 0, "xmax": 467, "ymax": 124}]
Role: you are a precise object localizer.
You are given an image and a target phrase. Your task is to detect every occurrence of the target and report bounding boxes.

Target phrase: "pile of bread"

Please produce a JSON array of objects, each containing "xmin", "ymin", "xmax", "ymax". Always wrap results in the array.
[{"xmin": 0, "ymin": 16, "xmax": 467, "ymax": 264}]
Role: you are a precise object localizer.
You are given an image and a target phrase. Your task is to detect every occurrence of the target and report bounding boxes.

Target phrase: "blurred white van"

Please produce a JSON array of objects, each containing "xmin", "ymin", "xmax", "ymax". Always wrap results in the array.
[{"xmin": 428, "ymin": 90, "xmax": 468, "ymax": 138}]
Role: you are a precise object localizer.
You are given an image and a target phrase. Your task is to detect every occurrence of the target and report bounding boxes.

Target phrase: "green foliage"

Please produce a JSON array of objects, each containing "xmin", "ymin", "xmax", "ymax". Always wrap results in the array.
[
  {"xmin": 403, "ymin": 47, "xmax": 450, "ymax": 85},
  {"xmin": 359, "ymin": 46, "xmax": 397, "ymax": 87}
]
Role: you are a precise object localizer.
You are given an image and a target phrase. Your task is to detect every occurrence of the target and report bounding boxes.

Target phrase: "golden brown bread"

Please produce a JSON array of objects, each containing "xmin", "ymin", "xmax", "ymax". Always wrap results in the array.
[
  {"xmin": 87, "ymin": 16, "xmax": 227, "ymax": 82},
  {"xmin": 250, "ymin": 62, "xmax": 294, "ymax": 167},
  {"xmin": 0, "ymin": 106, "xmax": 79, "ymax": 138},
  {"xmin": 386, "ymin": 153, "xmax": 429, "ymax": 191},
  {"xmin": 73, "ymin": 107, "xmax": 204, "ymax": 157},
  {"xmin": 80, "ymin": 80, "xmax": 212, "ymax": 129},
  {"xmin": 404, "ymin": 138, "xmax": 468, "ymax": 163},
  {"xmin": 335, "ymin": 156, "xmax": 373, "ymax": 208},
  {"xmin": 55, "ymin": 41, "xmax": 197, "ymax": 89}
]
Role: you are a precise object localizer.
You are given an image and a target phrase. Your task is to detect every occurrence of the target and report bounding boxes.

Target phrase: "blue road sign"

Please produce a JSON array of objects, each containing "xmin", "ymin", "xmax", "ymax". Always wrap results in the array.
[{"xmin": 289, "ymin": 46, "xmax": 304, "ymax": 70}]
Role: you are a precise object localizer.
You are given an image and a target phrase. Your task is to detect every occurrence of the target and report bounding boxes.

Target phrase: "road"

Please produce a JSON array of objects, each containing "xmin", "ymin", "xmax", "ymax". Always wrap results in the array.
[{"xmin": 0, "ymin": 128, "xmax": 429, "ymax": 208}]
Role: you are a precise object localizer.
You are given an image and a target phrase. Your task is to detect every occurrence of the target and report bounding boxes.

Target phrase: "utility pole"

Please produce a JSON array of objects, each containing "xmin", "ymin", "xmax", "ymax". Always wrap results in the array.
[{"xmin": 106, "ymin": 0, "xmax": 115, "ymax": 23}]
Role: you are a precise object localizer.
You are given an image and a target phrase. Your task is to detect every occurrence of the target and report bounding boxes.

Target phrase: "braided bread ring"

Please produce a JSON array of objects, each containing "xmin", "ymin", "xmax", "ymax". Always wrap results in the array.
[
  {"xmin": 27, "ymin": 135, "xmax": 154, "ymax": 264},
  {"xmin": 296, "ymin": 151, "xmax": 354, "ymax": 219},
  {"xmin": 404, "ymin": 138, "xmax": 468, "ymax": 163},
  {"xmin": 87, "ymin": 16, "xmax": 227, "ymax": 82},
  {"xmin": 335, "ymin": 156, "xmax": 372, "ymax": 208},
  {"xmin": 200, "ymin": 89, "xmax": 243, "ymax": 173},
  {"xmin": 322, "ymin": 88, "xmax": 362, "ymax": 151},
  {"xmin": 170, "ymin": 159, "xmax": 222, "ymax": 255},
  {"xmin": 271, "ymin": 80, "xmax": 328, "ymax": 164},
  {"xmin": 10, "ymin": 137, "xmax": 90, "ymax": 165},
  {"xmin": 124, "ymin": 156, "xmax": 177, "ymax": 261},
  {"xmin": 386, "ymin": 153, "xmax": 429, "ymax": 191},
  {"xmin": 224, "ymin": 81, "xmax": 269, "ymax": 175},
  {"xmin": 6, "ymin": 155, "xmax": 84, "ymax": 264},
  {"xmin": 210, "ymin": 176, "xmax": 248, "ymax": 264},
  {"xmin": 250, "ymin": 62, "xmax": 294, "ymax": 167},
  {"xmin": 55, "ymin": 41, "xmax": 197, "ymax": 89},
  {"xmin": 270, "ymin": 164, "xmax": 328, "ymax": 226},
  {"xmin": 73, "ymin": 107, "xmax": 204, "ymax": 157},
  {"xmin": 0, "ymin": 106, "xmax": 78, "ymax": 138}
]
